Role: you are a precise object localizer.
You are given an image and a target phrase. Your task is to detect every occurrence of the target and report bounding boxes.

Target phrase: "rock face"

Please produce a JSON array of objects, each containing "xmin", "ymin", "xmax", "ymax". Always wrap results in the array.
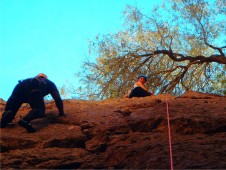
[{"xmin": 0, "ymin": 91, "xmax": 226, "ymax": 169}]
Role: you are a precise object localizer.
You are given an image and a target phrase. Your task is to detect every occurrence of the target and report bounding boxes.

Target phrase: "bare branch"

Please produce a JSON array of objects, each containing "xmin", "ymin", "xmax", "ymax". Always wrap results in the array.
[{"xmin": 137, "ymin": 50, "xmax": 226, "ymax": 64}]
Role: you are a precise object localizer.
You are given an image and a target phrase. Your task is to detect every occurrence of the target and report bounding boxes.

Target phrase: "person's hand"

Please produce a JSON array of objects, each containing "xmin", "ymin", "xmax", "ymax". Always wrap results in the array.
[
  {"xmin": 58, "ymin": 113, "xmax": 67, "ymax": 117},
  {"xmin": 148, "ymin": 92, "xmax": 153, "ymax": 96},
  {"xmin": 124, "ymin": 94, "xmax": 129, "ymax": 98}
]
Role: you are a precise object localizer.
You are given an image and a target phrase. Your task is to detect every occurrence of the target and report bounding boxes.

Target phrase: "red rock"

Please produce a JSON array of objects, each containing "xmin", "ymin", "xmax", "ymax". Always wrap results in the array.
[{"xmin": 0, "ymin": 92, "xmax": 226, "ymax": 169}]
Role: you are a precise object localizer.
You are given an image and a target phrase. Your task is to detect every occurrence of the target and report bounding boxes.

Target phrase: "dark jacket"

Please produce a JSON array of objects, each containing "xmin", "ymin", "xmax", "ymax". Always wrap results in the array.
[{"xmin": 12, "ymin": 77, "xmax": 64, "ymax": 114}]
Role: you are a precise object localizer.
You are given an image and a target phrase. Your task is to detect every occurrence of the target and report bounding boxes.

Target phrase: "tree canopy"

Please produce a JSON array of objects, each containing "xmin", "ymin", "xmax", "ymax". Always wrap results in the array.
[{"xmin": 76, "ymin": 0, "xmax": 226, "ymax": 100}]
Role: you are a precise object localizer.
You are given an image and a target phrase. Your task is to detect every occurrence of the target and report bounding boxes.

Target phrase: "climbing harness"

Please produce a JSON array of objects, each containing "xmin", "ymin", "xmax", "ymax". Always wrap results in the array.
[{"xmin": 166, "ymin": 94, "xmax": 174, "ymax": 170}]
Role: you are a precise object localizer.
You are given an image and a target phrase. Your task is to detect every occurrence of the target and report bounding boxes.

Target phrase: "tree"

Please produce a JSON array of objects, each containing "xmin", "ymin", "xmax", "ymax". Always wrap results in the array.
[{"xmin": 77, "ymin": 0, "xmax": 226, "ymax": 100}]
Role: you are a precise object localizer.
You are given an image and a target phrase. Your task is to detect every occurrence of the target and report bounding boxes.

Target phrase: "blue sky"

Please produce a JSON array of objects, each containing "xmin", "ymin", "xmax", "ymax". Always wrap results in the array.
[{"xmin": 0, "ymin": 0, "xmax": 160, "ymax": 100}]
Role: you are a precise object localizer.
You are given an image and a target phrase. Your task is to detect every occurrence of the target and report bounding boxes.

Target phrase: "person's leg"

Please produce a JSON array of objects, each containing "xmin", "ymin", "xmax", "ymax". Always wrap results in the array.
[
  {"xmin": 0, "ymin": 95, "xmax": 23, "ymax": 128},
  {"xmin": 18, "ymin": 90, "xmax": 45, "ymax": 132},
  {"xmin": 24, "ymin": 90, "xmax": 45, "ymax": 122},
  {"xmin": 129, "ymin": 87, "xmax": 150, "ymax": 98}
]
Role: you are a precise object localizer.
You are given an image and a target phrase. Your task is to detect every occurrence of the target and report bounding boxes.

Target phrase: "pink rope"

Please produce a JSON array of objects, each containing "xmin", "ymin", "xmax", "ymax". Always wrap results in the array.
[{"xmin": 166, "ymin": 94, "xmax": 174, "ymax": 170}]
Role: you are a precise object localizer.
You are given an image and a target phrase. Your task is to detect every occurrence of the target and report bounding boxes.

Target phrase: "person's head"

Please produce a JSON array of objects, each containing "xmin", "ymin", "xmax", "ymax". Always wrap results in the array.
[
  {"xmin": 36, "ymin": 73, "xmax": 47, "ymax": 79},
  {"xmin": 137, "ymin": 74, "xmax": 147, "ymax": 84}
]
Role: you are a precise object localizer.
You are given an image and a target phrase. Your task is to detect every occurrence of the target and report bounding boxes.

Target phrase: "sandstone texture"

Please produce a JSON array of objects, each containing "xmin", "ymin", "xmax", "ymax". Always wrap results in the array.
[{"xmin": 0, "ymin": 91, "xmax": 226, "ymax": 169}]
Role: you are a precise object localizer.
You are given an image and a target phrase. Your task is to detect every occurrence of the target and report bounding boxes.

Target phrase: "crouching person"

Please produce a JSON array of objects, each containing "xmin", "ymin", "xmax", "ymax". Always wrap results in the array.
[
  {"xmin": 125, "ymin": 74, "xmax": 153, "ymax": 98},
  {"xmin": 0, "ymin": 73, "xmax": 65, "ymax": 133}
]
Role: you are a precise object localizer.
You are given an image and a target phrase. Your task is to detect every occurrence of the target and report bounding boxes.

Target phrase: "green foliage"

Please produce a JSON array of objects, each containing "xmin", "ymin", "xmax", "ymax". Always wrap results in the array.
[
  {"xmin": 76, "ymin": 0, "xmax": 226, "ymax": 100},
  {"xmin": 209, "ymin": 65, "xmax": 226, "ymax": 95}
]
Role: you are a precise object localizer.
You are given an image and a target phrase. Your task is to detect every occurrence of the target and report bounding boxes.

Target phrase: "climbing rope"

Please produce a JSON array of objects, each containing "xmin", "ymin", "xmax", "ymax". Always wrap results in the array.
[{"xmin": 166, "ymin": 94, "xmax": 174, "ymax": 170}]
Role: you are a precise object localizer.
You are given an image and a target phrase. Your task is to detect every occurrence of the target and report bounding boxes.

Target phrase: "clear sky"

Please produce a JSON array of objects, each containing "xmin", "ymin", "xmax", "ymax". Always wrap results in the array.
[{"xmin": 0, "ymin": 0, "xmax": 160, "ymax": 100}]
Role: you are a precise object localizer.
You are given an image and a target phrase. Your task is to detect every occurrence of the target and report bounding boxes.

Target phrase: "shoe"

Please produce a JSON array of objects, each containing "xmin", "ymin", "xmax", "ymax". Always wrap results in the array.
[{"xmin": 18, "ymin": 119, "xmax": 37, "ymax": 133}]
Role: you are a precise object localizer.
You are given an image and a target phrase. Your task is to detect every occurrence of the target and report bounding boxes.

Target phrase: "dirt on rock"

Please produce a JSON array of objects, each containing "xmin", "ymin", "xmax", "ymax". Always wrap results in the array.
[{"xmin": 0, "ymin": 91, "xmax": 226, "ymax": 169}]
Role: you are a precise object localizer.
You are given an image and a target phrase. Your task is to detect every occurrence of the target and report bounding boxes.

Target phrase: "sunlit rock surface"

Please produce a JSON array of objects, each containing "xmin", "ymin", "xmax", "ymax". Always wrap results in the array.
[{"xmin": 0, "ymin": 91, "xmax": 226, "ymax": 169}]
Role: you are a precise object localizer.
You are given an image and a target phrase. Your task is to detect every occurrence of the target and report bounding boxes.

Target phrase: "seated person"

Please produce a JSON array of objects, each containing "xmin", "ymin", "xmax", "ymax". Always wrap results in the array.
[{"xmin": 125, "ymin": 74, "xmax": 153, "ymax": 98}]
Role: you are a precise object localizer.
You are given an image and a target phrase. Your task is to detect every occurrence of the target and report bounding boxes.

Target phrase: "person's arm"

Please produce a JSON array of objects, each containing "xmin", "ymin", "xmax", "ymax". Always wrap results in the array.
[
  {"xmin": 124, "ymin": 89, "xmax": 131, "ymax": 98},
  {"xmin": 51, "ymin": 90, "xmax": 65, "ymax": 116}
]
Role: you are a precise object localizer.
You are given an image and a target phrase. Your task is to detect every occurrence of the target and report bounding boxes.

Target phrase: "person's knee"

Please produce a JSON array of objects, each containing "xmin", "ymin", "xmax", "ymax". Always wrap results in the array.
[
  {"xmin": 0, "ymin": 110, "xmax": 15, "ymax": 127},
  {"xmin": 23, "ymin": 108, "xmax": 45, "ymax": 122},
  {"xmin": 32, "ymin": 109, "xmax": 45, "ymax": 118},
  {"xmin": 2, "ymin": 110, "xmax": 15, "ymax": 120},
  {"xmin": 28, "ymin": 91, "xmax": 45, "ymax": 112}
]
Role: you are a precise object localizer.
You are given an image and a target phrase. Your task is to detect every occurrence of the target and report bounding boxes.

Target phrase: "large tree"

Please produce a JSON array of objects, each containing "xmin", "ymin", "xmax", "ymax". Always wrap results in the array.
[{"xmin": 77, "ymin": 0, "xmax": 226, "ymax": 100}]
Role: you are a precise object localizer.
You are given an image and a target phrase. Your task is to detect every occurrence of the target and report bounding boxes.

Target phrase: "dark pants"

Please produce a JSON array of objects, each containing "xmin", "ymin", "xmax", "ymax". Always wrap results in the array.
[
  {"xmin": 129, "ymin": 87, "xmax": 151, "ymax": 98},
  {"xmin": 1, "ymin": 81, "xmax": 45, "ymax": 127}
]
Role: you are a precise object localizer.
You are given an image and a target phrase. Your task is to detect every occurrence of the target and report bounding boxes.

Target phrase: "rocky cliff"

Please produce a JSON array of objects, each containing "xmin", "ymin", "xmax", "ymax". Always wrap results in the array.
[{"xmin": 0, "ymin": 91, "xmax": 226, "ymax": 169}]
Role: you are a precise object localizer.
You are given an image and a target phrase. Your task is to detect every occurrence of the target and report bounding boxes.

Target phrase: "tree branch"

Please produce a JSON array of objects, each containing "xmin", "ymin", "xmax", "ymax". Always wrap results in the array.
[{"xmin": 137, "ymin": 50, "xmax": 226, "ymax": 64}]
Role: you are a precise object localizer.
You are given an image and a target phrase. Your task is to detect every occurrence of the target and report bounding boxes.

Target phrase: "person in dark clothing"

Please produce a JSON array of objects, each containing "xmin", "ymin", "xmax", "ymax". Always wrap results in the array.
[
  {"xmin": 125, "ymin": 74, "xmax": 153, "ymax": 98},
  {"xmin": 0, "ymin": 73, "xmax": 65, "ymax": 133}
]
